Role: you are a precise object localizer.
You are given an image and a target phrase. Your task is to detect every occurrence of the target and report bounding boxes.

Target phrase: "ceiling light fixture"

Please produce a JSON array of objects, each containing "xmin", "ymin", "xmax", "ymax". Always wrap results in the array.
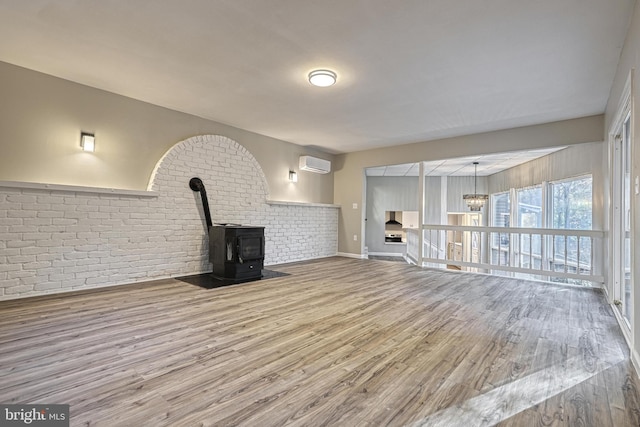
[
  {"xmin": 463, "ymin": 162, "xmax": 488, "ymax": 211},
  {"xmin": 308, "ymin": 69, "xmax": 337, "ymax": 87}
]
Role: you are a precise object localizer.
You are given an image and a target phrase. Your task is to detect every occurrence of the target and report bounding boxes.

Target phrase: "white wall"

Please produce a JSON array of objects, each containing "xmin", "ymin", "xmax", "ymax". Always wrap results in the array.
[
  {"xmin": 0, "ymin": 135, "xmax": 338, "ymax": 300},
  {"xmin": 424, "ymin": 177, "xmax": 444, "ymax": 224}
]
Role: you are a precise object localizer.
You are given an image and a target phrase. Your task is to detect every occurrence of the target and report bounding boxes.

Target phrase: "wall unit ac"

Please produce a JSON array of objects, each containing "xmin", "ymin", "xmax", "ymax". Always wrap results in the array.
[{"xmin": 299, "ymin": 156, "xmax": 331, "ymax": 174}]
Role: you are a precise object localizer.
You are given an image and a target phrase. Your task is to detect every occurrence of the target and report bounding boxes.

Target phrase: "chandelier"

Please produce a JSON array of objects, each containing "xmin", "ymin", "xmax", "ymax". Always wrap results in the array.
[{"xmin": 463, "ymin": 162, "xmax": 488, "ymax": 211}]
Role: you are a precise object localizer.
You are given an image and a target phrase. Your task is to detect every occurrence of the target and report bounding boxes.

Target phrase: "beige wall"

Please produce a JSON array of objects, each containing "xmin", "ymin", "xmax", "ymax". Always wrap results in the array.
[
  {"xmin": 0, "ymin": 61, "xmax": 334, "ymax": 204},
  {"xmin": 334, "ymin": 115, "xmax": 604, "ymax": 255},
  {"xmin": 604, "ymin": 0, "xmax": 640, "ymax": 367}
]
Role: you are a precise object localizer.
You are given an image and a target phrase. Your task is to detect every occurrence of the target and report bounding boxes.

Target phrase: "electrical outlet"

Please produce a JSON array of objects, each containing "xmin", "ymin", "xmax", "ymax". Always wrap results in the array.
[{"xmin": 353, "ymin": 234, "xmax": 358, "ymax": 241}]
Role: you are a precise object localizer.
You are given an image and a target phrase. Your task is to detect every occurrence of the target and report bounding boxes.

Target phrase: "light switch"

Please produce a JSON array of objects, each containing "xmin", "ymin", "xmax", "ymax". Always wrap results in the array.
[
  {"xmin": 352, "ymin": 203, "xmax": 358, "ymax": 209},
  {"xmin": 635, "ymin": 176, "xmax": 639, "ymax": 195}
]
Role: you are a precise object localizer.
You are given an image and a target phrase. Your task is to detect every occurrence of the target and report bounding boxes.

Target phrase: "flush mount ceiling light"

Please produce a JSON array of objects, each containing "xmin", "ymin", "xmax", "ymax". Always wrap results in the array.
[{"xmin": 308, "ymin": 69, "xmax": 337, "ymax": 87}]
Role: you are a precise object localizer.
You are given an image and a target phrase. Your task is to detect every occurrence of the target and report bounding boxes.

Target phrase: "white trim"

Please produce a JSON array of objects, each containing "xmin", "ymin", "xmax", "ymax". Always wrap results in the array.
[
  {"xmin": 368, "ymin": 252, "xmax": 405, "ymax": 257},
  {"xmin": 423, "ymin": 224, "xmax": 604, "ymax": 238},
  {"xmin": 632, "ymin": 349, "xmax": 640, "ymax": 379},
  {"xmin": 0, "ymin": 180, "xmax": 158, "ymax": 197},
  {"xmin": 266, "ymin": 200, "xmax": 340, "ymax": 208},
  {"xmin": 611, "ymin": 299, "xmax": 633, "ymax": 350},
  {"xmin": 607, "ymin": 68, "xmax": 634, "ymax": 352},
  {"xmin": 265, "ymin": 254, "xmax": 338, "ymax": 266},
  {"xmin": 337, "ymin": 252, "xmax": 368, "ymax": 259}
]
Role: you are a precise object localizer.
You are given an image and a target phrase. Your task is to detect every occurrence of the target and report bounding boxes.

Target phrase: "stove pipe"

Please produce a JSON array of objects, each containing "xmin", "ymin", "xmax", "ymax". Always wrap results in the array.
[{"xmin": 189, "ymin": 177, "xmax": 213, "ymax": 230}]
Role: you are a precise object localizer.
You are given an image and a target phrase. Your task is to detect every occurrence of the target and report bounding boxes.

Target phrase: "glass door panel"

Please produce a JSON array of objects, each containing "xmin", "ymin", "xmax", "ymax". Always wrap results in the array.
[
  {"xmin": 613, "ymin": 110, "xmax": 632, "ymax": 326},
  {"xmin": 622, "ymin": 113, "xmax": 632, "ymax": 323}
]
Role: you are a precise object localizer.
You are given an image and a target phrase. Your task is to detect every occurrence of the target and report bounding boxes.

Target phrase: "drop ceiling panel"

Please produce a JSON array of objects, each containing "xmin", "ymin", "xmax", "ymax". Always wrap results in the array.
[{"xmin": 365, "ymin": 147, "xmax": 567, "ymax": 177}]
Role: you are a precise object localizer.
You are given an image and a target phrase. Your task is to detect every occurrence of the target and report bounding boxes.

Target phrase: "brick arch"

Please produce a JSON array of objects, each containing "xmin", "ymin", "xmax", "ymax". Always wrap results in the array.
[{"xmin": 148, "ymin": 134, "xmax": 270, "ymax": 200}]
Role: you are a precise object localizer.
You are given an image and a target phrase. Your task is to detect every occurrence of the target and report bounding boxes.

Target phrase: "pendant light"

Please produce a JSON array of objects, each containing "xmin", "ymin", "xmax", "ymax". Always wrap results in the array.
[{"xmin": 463, "ymin": 162, "xmax": 488, "ymax": 211}]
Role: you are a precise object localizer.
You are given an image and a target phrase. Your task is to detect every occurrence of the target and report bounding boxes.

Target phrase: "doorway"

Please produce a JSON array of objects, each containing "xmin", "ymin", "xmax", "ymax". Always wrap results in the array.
[
  {"xmin": 612, "ymin": 109, "xmax": 632, "ymax": 327},
  {"xmin": 610, "ymin": 72, "xmax": 633, "ymax": 331}
]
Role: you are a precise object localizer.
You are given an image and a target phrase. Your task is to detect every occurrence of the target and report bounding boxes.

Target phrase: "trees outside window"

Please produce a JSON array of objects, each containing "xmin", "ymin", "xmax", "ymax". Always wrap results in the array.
[
  {"xmin": 550, "ymin": 176, "xmax": 593, "ymax": 284},
  {"xmin": 489, "ymin": 176, "xmax": 593, "ymax": 284},
  {"xmin": 490, "ymin": 192, "xmax": 510, "ymax": 271},
  {"xmin": 551, "ymin": 176, "xmax": 592, "ymax": 231}
]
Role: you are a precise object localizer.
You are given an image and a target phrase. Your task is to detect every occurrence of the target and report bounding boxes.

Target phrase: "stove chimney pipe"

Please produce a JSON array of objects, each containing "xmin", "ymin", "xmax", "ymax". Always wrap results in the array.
[{"xmin": 189, "ymin": 177, "xmax": 213, "ymax": 230}]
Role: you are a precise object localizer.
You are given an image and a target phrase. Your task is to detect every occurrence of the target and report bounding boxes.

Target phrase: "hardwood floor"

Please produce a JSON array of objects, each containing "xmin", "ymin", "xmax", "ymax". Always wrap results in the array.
[{"xmin": 1, "ymin": 257, "xmax": 639, "ymax": 426}]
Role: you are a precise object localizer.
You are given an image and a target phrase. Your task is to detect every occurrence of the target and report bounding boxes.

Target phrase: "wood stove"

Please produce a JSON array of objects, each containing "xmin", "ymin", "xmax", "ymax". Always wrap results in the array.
[
  {"xmin": 209, "ymin": 225, "xmax": 264, "ymax": 280},
  {"xmin": 190, "ymin": 177, "xmax": 265, "ymax": 281}
]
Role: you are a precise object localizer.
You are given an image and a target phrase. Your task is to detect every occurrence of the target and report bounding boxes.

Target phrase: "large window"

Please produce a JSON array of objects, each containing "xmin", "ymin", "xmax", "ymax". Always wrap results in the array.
[
  {"xmin": 517, "ymin": 186, "xmax": 543, "ymax": 271},
  {"xmin": 489, "ymin": 177, "xmax": 593, "ymax": 284},
  {"xmin": 490, "ymin": 192, "xmax": 510, "ymax": 270},
  {"xmin": 549, "ymin": 176, "xmax": 593, "ymax": 284},
  {"xmin": 517, "ymin": 186, "xmax": 543, "ymax": 228},
  {"xmin": 550, "ymin": 176, "xmax": 592, "ymax": 230}
]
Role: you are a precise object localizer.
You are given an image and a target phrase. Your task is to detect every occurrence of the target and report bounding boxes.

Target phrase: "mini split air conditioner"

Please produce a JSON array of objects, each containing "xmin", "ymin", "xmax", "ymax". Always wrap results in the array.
[{"xmin": 299, "ymin": 156, "xmax": 331, "ymax": 174}]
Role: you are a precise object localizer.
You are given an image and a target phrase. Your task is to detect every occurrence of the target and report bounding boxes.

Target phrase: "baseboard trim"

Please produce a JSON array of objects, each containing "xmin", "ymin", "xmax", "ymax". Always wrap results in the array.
[
  {"xmin": 336, "ymin": 252, "xmax": 368, "ymax": 259},
  {"xmin": 368, "ymin": 252, "xmax": 405, "ymax": 257},
  {"xmin": 632, "ymin": 349, "xmax": 640, "ymax": 379},
  {"xmin": 604, "ymin": 287, "xmax": 637, "ymax": 378}
]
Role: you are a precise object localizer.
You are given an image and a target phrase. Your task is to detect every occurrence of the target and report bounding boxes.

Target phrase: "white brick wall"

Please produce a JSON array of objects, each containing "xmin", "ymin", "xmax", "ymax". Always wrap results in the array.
[{"xmin": 0, "ymin": 135, "xmax": 338, "ymax": 299}]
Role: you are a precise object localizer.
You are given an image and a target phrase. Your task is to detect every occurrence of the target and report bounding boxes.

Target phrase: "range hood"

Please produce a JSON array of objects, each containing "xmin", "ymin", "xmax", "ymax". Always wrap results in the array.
[{"xmin": 385, "ymin": 212, "xmax": 402, "ymax": 226}]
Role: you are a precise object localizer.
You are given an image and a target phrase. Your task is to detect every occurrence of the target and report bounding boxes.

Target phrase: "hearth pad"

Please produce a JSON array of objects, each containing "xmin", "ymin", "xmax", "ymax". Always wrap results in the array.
[{"xmin": 177, "ymin": 269, "xmax": 290, "ymax": 289}]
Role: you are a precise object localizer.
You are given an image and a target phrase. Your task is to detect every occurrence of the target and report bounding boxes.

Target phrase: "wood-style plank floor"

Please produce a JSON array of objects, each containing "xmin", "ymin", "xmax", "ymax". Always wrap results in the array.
[{"xmin": 1, "ymin": 257, "xmax": 639, "ymax": 426}]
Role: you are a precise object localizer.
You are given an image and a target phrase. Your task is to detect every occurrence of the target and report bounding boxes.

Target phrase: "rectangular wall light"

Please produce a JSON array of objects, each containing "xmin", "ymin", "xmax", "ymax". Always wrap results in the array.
[{"xmin": 81, "ymin": 132, "xmax": 95, "ymax": 152}]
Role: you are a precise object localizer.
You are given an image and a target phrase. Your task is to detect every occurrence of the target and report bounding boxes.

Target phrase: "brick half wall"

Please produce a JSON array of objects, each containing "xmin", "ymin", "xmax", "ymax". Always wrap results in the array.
[{"xmin": 0, "ymin": 135, "xmax": 338, "ymax": 299}]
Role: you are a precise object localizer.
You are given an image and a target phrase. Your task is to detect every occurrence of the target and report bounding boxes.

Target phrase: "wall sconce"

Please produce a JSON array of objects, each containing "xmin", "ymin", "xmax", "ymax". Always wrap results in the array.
[
  {"xmin": 289, "ymin": 171, "xmax": 298, "ymax": 183},
  {"xmin": 81, "ymin": 132, "xmax": 95, "ymax": 152}
]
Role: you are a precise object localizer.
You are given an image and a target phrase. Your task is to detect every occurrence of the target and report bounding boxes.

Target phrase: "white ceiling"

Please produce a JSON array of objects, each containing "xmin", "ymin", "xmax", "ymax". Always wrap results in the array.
[
  {"xmin": 365, "ymin": 147, "xmax": 566, "ymax": 176},
  {"xmin": 0, "ymin": 1, "xmax": 634, "ymax": 154}
]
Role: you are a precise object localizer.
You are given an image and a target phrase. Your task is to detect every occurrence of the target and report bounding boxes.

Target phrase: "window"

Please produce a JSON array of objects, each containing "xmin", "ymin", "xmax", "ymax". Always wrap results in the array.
[
  {"xmin": 549, "ymin": 176, "xmax": 593, "ymax": 284},
  {"xmin": 490, "ymin": 192, "xmax": 510, "ymax": 270},
  {"xmin": 550, "ymin": 176, "xmax": 592, "ymax": 230},
  {"xmin": 491, "ymin": 192, "xmax": 511, "ymax": 228},
  {"xmin": 516, "ymin": 186, "xmax": 543, "ymax": 271},
  {"xmin": 517, "ymin": 186, "xmax": 543, "ymax": 228},
  {"xmin": 488, "ymin": 177, "xmax": 595, "ymax": 285}
]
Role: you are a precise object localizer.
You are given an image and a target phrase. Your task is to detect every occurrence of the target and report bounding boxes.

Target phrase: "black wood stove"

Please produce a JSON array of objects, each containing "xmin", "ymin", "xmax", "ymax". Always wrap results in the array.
[{"xmin": 190, "ymin": 177, "xmax": 265, "ymax": 281}]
